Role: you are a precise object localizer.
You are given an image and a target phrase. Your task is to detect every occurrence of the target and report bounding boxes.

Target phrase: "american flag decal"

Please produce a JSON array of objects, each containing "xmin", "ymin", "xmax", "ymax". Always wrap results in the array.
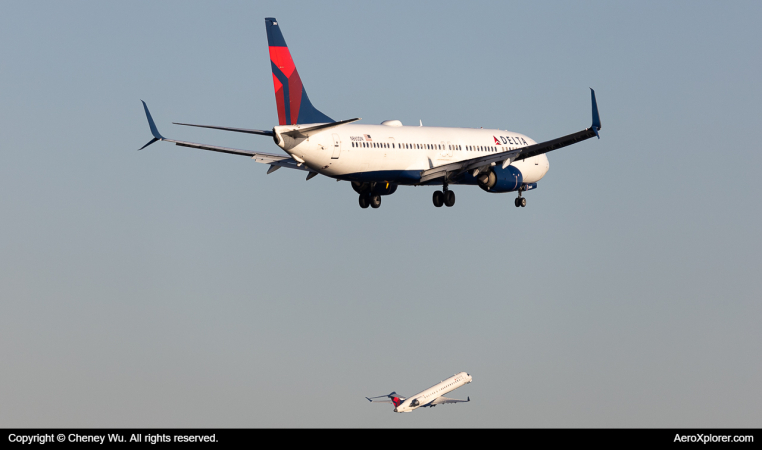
[{"xmin": 364, "ymin": 134, "xmax": 372, "ymax": 142}]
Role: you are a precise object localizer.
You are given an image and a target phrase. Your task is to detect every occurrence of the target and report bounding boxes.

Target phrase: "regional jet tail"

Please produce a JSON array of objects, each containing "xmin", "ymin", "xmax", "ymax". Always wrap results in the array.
[
  {"xmin": 366, "ymin": 372, "xmax": 472, "ymax": 413},
  {"xmin": 140, "ymin": 18, "xmax": 602, "ymax": 210}
]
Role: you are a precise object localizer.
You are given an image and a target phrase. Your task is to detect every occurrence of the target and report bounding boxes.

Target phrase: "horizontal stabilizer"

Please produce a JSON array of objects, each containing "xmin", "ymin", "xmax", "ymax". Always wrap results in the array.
[
  {"xmin": 280, "ymin": 117, "xmax": 361, "ymax": 139},
  {"xmin": 366, "ymin": 391, "xmax": 405, "ymax": 403},
  {"xmin": 173, "ymin": 122, "xmax": 274, "ymax": 137}
]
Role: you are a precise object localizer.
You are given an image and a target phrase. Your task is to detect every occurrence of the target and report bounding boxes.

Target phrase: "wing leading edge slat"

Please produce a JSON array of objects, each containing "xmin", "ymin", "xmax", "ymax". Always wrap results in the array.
[
  {"xmin": 419, "ymin": 89, "xmax": 601, "ymax": 183},
  {"xmin": 419, "ymin": 127, "xmax": 596, "ymax": 184}
]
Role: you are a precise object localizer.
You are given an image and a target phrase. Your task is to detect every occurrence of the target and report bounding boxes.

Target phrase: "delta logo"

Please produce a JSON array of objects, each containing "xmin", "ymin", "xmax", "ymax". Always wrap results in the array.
[{"xmin": 495, "ymin": 135, "xmax": 529, "ymax": 146}]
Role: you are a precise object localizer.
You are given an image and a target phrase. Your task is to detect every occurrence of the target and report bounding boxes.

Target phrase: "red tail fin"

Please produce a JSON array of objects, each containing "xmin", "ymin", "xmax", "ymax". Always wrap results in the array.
[{"xmin": 265, "ymin": 18, "xmax": 333, "ymax": 125}]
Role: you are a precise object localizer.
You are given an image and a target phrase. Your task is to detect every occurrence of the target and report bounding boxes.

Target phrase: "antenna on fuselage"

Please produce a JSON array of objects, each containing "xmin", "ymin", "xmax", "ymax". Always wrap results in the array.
[{"xmin": 419, "ymin": 120, "xmax": 422, "ymax": 126}]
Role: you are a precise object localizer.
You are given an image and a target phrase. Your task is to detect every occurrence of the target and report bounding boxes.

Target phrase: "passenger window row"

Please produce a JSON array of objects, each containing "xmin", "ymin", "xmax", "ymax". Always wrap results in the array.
[
  {"xmin": 349, "ymin": 142, "xmax": 517, "ymax": 153},
  {"xmin": 351, "ymin": 142, "xmax": 393, "ymax": 148}
]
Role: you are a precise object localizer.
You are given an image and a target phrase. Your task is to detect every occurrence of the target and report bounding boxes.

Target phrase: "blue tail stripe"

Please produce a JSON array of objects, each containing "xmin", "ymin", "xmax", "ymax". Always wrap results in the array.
[
  {"xmin": 265, "ymin": 18, "xmax": 288, "ymax": 47},
  {"xmin": 271, "ymin": 62, "xmax": 291, "ymax": 124}
]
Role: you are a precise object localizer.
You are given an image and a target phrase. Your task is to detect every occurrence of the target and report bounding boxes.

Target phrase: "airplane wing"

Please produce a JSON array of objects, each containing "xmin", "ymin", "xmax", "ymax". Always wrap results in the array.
[
  {"xmin": 139, "ymin": 101, "xmax": 313, "ymax": 173},
  {"xmin": 419, "ymin": 89, "xmax": 601, "ymax": 183},
  {"xmin": 419, "ymin": 148, "xmax": 522, "ymax": 183},
  {"xmin": 426, "ymin": 396, "xmax": 470, "ymax": 406}
]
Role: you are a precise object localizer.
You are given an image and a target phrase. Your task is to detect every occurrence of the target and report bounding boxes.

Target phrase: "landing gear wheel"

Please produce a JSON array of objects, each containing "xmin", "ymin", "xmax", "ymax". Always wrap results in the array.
[
  {"xmin": 444, "ymin": 190, "xmax": 455, "ymax": 207},
  {"xmin": 359, "ymin": 194, "xmax": 369, "ymax": 209},
  {"xmin": 370, "ymin": 195, "xmax": 382, "ymax": 209},
  {"xmin": 514, "ymin": 198, "xmax": 521, "ymax": 208},
  {"xmin": 519, "ymin": 197, "xmax": 527, "ymax": 207},
  {"xmin": 432, "ymin": 191, "xmax": 444, "ymax": 207}
]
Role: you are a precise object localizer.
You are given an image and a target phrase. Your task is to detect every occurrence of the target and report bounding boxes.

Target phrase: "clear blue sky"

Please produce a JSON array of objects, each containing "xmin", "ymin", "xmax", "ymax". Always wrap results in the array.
[{"xmin": 1, "ymin": 1, "xmax": 760, "ymax": 427}]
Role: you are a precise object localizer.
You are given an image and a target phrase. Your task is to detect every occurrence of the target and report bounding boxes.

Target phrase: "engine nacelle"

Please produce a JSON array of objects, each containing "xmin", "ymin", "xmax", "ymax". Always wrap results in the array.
[
  {"xmin": 477, "ymin": 165, "xmax": 523, "ymax": 193},
  {"xmin": 351, "ymin": 181, "xmax": 398, "ymax": 196}
]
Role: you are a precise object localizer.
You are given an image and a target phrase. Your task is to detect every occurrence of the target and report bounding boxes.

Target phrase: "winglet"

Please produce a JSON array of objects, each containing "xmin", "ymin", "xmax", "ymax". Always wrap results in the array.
[
  {"xmin": 590, "ymin": 88, "xmax": 601, "ymax": 139},
  {"xmin": 139, "ymin": 100, "xmax": 165, "ymax": 150}
]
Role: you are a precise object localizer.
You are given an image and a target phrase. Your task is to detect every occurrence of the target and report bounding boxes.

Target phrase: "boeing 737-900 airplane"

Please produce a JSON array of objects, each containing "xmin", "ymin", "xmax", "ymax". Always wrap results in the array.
[
  {"xmin": 140, "ymin": 17, "xmax": 602, "ymax": 209},
  {"xmin": 367, "ymin": 372, "xmax": 472, "ymax": 413}
]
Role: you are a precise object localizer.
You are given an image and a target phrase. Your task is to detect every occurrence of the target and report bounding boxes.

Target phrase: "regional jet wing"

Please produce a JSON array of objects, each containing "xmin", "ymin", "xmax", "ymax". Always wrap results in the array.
[
  {"xmin": 427, "ymin": 396, "xmax": 470, "ymax": 406},
  {"xmin": 419, "ymin": 89, "xmax": 601, "ymax": 183},
  {"xmin": 139, "ymin": 101, "xmax": 312, "ymax": 172}
]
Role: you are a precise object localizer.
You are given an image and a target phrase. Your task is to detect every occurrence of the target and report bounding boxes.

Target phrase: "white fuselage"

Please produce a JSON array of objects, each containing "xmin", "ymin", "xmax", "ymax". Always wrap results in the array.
[
  {"xmin": 274, "ymin": 123, "xmax": 549, "ymax": 186},
  {"xmin": 395, "ymin": 372, "xmax": 473, "ymax": 413}
]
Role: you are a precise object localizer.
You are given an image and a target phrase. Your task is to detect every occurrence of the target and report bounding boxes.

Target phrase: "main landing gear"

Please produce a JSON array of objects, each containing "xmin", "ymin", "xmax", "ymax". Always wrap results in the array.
[
  {"xmin": 359, "ymin": 193, "xmax": 382, "ymax": 209},
  {"xmin": 514, "ymin": 187, "xmax": 527, "ymax": 208},
  {"xmin": 433, "ymin": 183, "xmax": 455, "ymax": 208}
]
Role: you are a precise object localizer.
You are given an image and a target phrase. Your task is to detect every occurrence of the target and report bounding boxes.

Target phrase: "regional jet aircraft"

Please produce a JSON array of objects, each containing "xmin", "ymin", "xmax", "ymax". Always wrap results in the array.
[
  {"xmin": 366, "ymin": 372, "xmax": 473, "ymax": 413},
  {"xmin": 140, "ymin": 18, "xmax": 602, "ymax": 209}
]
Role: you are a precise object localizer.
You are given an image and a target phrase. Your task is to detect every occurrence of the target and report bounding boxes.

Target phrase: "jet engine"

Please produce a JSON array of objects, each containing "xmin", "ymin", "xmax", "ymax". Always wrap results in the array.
[
  {"xmin": 351, "ymin": 181, "xmax": 398, "ymax": 196},
  {"xmin": 477, "ymin": 165, "xmax": 523, "ymax": 193}
]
